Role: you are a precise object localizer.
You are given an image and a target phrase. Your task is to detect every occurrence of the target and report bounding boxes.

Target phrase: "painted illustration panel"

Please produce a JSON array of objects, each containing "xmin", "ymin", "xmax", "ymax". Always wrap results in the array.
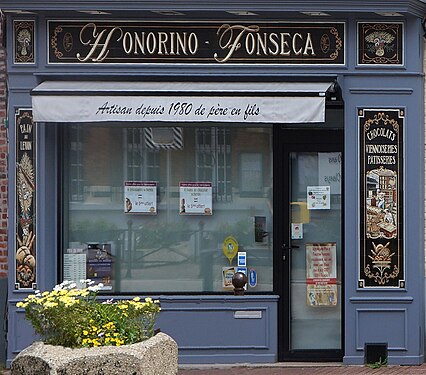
[
  {"xmin": 358, "ymin": 23, "xmax": 403, "ymax": 65},
  {"xmin": 359, "ymin": 109, "xmax": 404, "ymax": 288},
  {"xmin": 15, "ymin": 109, "xmax": 36, "ymax": 289},
  {"xmin": 14, "ymin": 20, "xmax": 35, "ymax": 64}
]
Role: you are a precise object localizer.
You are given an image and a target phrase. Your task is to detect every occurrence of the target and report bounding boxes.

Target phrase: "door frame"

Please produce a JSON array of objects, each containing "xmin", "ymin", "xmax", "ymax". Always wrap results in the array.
[{"xmin": 273, "ymin": 127, "xmax": 345, "ymax": 362}]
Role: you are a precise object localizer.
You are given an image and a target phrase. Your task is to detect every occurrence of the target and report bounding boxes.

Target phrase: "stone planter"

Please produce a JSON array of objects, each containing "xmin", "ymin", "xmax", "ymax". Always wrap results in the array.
[{"xmin": 10, "ymin": 332, "xmax": 178, "ymax": 375}]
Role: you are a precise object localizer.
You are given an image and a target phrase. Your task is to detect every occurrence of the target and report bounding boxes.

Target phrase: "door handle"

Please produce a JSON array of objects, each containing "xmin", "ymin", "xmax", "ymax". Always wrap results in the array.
[{"xmin": 282, "ymin": 244, "xmax": 300, "ymax": 251}]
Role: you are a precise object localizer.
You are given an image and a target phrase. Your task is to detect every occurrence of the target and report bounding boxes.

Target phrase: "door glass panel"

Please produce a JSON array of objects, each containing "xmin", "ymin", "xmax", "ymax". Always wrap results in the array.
[{"xmin": 289, "ymin": 152, "xmax": 342, "ymax": 350}]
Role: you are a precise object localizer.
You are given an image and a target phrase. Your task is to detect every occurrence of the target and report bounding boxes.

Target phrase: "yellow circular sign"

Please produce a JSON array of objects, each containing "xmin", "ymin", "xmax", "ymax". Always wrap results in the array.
[{"xmin": 223, "ymin": 236, "xmax": 239, "ymax": 265}]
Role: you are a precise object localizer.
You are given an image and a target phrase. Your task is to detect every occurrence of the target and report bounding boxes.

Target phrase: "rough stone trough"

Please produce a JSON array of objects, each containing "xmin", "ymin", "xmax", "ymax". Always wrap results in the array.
[{"xmin": 10, "ymin": 332, "xmax": 178, "ymax": 375}]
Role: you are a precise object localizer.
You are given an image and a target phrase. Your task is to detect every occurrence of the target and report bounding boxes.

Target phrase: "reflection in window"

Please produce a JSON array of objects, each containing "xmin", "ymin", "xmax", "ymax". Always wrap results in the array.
[
  {"xmin": 63, "ymin": 125, "xmax": 273, "ymax": 293},
  {"xmin": 69, "ymin": 126, "xmax": 84, "ymax": 202},
  {"xmin": 196, "ymin": 128, "xmax": 232, "ymax": 202},
  {"xmin": 125, "ymin": 128, "xmax": 160, "ymax": 182}
]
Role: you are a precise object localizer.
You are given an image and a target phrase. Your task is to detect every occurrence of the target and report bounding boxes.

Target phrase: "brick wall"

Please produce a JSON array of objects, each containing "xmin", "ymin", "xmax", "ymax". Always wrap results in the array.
[{"xmin": 0, "ymin": 15, "xmax": 8, "ymax": 279}]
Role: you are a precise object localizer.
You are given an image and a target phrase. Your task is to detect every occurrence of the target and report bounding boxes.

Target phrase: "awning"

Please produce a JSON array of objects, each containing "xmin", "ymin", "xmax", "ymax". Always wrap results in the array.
[{"xmin": 31, "ymin": 81, "xmax": 332, "ymax": 124}]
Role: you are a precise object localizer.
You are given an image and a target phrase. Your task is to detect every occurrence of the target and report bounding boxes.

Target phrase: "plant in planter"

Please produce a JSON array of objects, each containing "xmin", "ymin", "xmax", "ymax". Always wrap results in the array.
[
  {"xmin": 16, "ymin": 280, "xmax": 160, "ymax": 348},
  {"xmin": 12, "ymin": 280, "xmax": 178, "ymax": 375}
]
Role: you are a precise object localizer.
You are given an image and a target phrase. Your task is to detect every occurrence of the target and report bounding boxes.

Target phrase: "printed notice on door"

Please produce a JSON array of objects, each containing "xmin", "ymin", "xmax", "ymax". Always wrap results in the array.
[
  {"xmin": 307, "ymin": 186, "xmax": 330, "ymax": 210},
  {"xmin": 179, "ymin": 182, "xmax": 212, "ymax": 215},
  {"xmin": 306, "ymin": 243, "xmax": 337, "ymax": 307},
  {"xmin": 124, "ymin": 181, "xmax": 157, "ymax": 214}
]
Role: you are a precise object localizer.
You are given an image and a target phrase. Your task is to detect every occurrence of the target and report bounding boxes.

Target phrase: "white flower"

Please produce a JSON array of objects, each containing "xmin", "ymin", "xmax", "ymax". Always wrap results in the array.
[{"xmin": 79, "ymin": 279, "xmax": 94, "ymax": 285}]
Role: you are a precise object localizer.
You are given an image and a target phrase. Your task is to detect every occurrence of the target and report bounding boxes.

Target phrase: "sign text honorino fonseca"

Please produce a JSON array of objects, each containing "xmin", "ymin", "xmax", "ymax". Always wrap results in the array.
[{"xmin": 49, "ymin": 21, "xmax": 344, "ymax": 64}]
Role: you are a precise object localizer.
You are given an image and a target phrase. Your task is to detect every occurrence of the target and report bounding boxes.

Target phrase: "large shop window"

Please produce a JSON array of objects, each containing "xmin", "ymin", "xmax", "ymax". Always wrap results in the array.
[{"xmin": 63, "ymin": 124, "xmax": 273, "ymax": 293}]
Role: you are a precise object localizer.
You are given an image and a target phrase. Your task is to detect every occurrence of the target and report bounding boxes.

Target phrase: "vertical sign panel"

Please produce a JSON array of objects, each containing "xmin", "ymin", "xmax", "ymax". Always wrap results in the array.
[
  {"xmin": 359, "ymin": 109, "xmax": 404, "ymax": 288},
  {"xmin": 13, "ymin": 20, "xmax": 35, "ymax": 64},
  {"xmin": 15, "ymin": 109, "xmax": 37, "ymax": 289}
]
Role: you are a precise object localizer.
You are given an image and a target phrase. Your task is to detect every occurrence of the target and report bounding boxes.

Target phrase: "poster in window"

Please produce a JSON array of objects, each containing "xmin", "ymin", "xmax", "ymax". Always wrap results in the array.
[
  {"xmin": 64, "ymin": 249, "xmax": 87, "ymax": 289},
  {"xmin": 307, "ymin": 186, "xmax": 330, "ymax": 210},
  {"xmin": 222, "ymin": 267, "xmax": 236, "ymax": 288},
  {"xmin": 359, "ymin": 109, "xmax": 404, "ymax": 288},
  {"xmin": 306, "ymin": 243, "xmax": 337, "ymax": 306},
  {"xmin": 86, "ymin": 244, "xmax": 113, "ymax": 291},
  {"xmin": 124, "ymin": 181, "xmax": 157, "ymax": 214},
  {"xmin": 179, "ymin": 182, "xmax": 212, "ymax": 215}
]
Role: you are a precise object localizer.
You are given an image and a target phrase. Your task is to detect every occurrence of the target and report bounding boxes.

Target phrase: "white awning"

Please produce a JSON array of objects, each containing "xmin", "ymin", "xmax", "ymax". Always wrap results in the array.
[{"xmin": 31, "ymin": 81, "xmax": 332, "ymax": 124}]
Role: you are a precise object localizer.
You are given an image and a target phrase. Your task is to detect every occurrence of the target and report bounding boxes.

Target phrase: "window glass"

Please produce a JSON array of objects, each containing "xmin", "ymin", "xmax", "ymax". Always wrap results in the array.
[{"xmin": 63, "ymin": 124, "xmax": 273, "ymax": 293}]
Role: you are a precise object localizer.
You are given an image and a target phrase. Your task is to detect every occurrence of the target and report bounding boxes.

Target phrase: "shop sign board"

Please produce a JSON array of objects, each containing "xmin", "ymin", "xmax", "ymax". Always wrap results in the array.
[
  {"xmin": 48, "ymin": 21, "xmax": 344, "ymax": 65},
  {"xmin": 32, "ymin": 94, "xmax": 326, "ymax": 124},
  {"xmin": 359, "ymin": 109, "xmax": 404, "ymax": 288},
  {"xmin": 306, "ymin": 243, "xmax": 337, "ymax": 306},
  {"xmin": 15, "ymin": 109, "xmax": 37, "ymax": 290}
]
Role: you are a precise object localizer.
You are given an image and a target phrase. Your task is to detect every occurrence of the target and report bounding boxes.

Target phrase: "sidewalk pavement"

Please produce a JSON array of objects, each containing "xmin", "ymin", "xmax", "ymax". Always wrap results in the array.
[
  {"xmin": 4, "ymin": 362, "xmax": 426, "ymax": 374},
  {"xmin": 178, "ymin": 362, "xmax": 426, "ymax": 374}
]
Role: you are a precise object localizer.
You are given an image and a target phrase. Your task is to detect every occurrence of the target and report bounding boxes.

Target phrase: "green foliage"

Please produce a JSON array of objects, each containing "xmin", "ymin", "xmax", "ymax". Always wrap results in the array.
[
  {"xmin": 17, "ymin": 280, "xmax": 160, "ymax": 348},
  {"xmin": 69, "ymin": 219, "xmax": 118, "ymax": 242},
  {"xmin": 135, "ymin": 220, "xmax": 191, "ymax": 248},
  {"xmin": 367, "ymin": 357, "xmax": 388, "ymax": 369}
]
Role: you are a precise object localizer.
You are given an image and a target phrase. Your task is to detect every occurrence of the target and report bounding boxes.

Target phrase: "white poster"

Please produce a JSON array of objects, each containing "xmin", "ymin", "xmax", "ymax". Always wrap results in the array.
[
  {"xmin": 291, "ymin": 223, "xmax": 303, "ymax": 239},
  {"xmin": 307, "ymin": 186, "xmax": 330, "ymax": 210},
  {"xmin": 124, "ymin": 181, "xmax": 157, "ymax": 214},
  {"xmin": 306, "ymin": 243, "xmax": 337, "ymax": 306},
  {"xmin": 179, "ymin": 182, "xmax": 212, "ymax": 215},
  {"xmin": 63, "ymin": 250, "xmax": 87, "ymax": 288},
  {"xmin": 318, "ymin": 153, "xmax": 342, "ymax": 195}
]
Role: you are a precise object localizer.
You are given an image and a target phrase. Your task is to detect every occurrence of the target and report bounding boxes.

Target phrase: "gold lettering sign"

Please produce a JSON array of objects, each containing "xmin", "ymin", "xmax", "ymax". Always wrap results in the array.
[
  {"xmin": 359, "ymin": 109, "xmax": 404, "ymax": 288},
  {"xmin": 15, "ymin": 109, "xmax": 37, "ymax": 290},
  {"xmin": 48, "ymin": 21, "xmax": 344, "ymax": 65}
]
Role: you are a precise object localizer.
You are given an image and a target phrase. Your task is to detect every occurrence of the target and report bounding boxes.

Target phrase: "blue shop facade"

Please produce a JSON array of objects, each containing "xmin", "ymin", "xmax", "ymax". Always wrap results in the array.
[{"xmin": 2, "ymin": 0, "xmax": 426, "ymax": 366}]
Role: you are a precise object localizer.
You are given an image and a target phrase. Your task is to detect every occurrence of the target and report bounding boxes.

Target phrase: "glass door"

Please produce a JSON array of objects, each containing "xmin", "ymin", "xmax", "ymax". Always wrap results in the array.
[{"xmin": 276, "ymin": 128, "xmax": 343, "ymax": 361}]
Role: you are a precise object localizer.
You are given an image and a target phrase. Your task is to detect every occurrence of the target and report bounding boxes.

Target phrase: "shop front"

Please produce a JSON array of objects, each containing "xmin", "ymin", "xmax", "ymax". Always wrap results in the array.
[{"xmin": 2, "ymin": 1, "xmax": 426, "ymax": 366}]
